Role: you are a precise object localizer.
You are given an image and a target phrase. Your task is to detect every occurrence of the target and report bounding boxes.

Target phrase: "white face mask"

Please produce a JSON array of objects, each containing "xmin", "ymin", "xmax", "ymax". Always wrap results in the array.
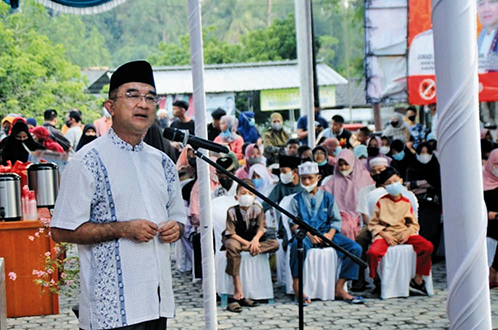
[
  {"xmin": 238, "ymin": 194, "xmax": 255, "ymax": 207},
  {"xmin": 380, "ymin": 146, "xmax": 390, "ymax": 155},
  {"xmin": 272, "ymin": 123, "xmax": 283, "ymax": 131},
  {"xmin": 340, "ymin": 168, "xmax": 353, "ymax": 177},
  {"xmin": 301, "ymin": 179, "xmax": 318, "ymax": 193},
  {"xmin": 417, "ymin": 153, "xmax": 433, "ymax": 164},
  {"xmin": 280, "ymin": 171, "xmax": 294, "ymax": 184}
]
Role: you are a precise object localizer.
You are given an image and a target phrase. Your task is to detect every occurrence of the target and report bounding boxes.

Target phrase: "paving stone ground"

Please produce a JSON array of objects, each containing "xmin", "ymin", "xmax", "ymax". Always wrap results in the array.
[{"xmin": 7, "ymin": 259, "xmax": 498, "ymax": 329}]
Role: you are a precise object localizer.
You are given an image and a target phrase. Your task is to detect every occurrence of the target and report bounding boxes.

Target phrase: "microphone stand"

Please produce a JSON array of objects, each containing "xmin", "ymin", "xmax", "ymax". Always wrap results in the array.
[{"xmin": 192, "ymin": 149, "xmax": 367, "ymax": 330}]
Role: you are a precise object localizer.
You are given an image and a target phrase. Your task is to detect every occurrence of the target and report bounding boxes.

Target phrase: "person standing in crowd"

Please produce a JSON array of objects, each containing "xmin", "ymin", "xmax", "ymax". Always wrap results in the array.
[
  {"xmin": 285, "ymin": 138, "xmax": 300, "ymax": 156},
  {"xmin": 64, "ymin": 109, "xmax": 83, "ymax": 151},
  {"xmin": 236, "ymin": 143, "xmax": 264, "ymax": 179},
  {"xmin": 1, "ymin": 121, "xmax": 45, "ymax": 165},
  {"xmin": 405, "ymin": 106, "xmax": 424, "ymax": 149},
  {"xmin": 383, "ymin": 112, "xmax": 412, "ymax": 143},
  {"xmin": 76, "ymin": 124, "xmax": 98, "ymax": 152},
  {"xmin": 50, "ymin": 61, "xmax": 186, "ymax": 330},
  {"xmin": 321, "ymin": 149, "xmax": 374, "ymax": 240},
  {"xmin": 208, "ymin": 108, "xmax": 226, "ymax": 141},
  {"xmin": 213, "ymin": 155, "xmax": 238, "ymax": 198},
  {"xmin": 42, "ymin": 109, "xmax": 71, "ymax": 151},
  {"xmin": 367, "ymin": 167, "xmax": 433, "ymax": 296},
  {"xmin": 484, "ymin": 149, "xmax": 498, "ymax": 287},
  {"xmin": 93, "ymin": 105, "xmax": 113, "ymax": 136},
  {"xmin": 289, "ymin": 161, "xmax": 363, "ymax": 304},
  {"xmin": 214, "ymin": 115, "xmax": 244, "ymax": 160},
  {"xmin": 406, "ymin": 142, "xmax": 443, "ymax": 256},
  {"xmin": 156, "ymin": 109, "xmax": 169, "ymax": 130},
  {"xmin": 238, "ymin": 111, "xmax": 260, "ymax": 144},
  {"xmin": 170, "ymin": 100, "xmax": 195, "ymax": 135},
  {"xmin": 30, "ymin": 126, "xmax": 64, "ymax": 153},
  {"xmin": 263, "ymin": 112, "xmax": 289, "ymax": 157},
  {"xmin": 26, "ymin": 118, "xmax": 37, "ymax": 130},
  {"xmin": 296, "ymin": 107, "xmax": 329, "ymax": 146},
  {"xmin": 318, "ymin": 115, "xmax": 352, "ymax": 146},
  {"xmin": 222, "ymin": 180, "xmax": 279, "ymax": 309}
]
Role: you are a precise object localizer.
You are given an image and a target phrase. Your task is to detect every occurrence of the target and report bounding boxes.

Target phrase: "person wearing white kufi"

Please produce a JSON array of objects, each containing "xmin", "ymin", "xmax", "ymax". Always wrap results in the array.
[{"xmin": 288, "ymin": 161, "xmax": 364, "ymax": 305}]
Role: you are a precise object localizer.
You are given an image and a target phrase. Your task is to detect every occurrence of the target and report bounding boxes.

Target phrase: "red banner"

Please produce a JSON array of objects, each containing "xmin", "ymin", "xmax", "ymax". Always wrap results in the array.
[{"xmin": 408, "ymin": 0, "xmax": 498, "ymax": 104}]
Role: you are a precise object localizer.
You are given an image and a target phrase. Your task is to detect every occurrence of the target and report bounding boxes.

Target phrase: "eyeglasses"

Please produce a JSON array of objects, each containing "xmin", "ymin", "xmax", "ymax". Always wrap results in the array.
[{"xmin": 115, "ymin": 92, "xmax": 158, "ymax": 105}]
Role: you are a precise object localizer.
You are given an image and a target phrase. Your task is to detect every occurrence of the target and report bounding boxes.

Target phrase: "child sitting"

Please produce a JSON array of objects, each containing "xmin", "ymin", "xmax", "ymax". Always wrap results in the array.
[
  {"xmin": 222, "ymin": 179, "xmax": 279, "ymax": 310},
  {"xmin": 367, "ymin": 166, "xmax": 433, "ymax": 295}
]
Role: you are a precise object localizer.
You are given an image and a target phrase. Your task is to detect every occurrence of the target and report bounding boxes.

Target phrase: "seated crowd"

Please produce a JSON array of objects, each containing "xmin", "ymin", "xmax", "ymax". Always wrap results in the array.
[{"xmin": 2, "ymin": 103, "xmax": 497, "ymax": 311}]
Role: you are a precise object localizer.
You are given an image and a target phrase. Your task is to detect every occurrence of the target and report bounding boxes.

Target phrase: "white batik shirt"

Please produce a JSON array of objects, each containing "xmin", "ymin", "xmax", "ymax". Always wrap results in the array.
[{"xmin": 51, "ymin": 129, "xmax": 187, "ymax": 330}]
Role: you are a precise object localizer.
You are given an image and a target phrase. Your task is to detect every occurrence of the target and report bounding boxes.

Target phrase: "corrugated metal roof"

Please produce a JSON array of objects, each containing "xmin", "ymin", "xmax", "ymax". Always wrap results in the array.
[{"xmin": 90, "ymin": 60, "xmax": 347, "ymax": 95}]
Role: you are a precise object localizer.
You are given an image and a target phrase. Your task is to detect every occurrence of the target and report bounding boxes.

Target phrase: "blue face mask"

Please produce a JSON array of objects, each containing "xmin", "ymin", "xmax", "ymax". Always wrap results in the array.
[
  {"xmin": 221, "ymin": 129, "xmax": 232, "ymax": 138},
  {"xmin": 392, "ymin": 150, "xmax": 405, "ymax": 161},
  {"xmin": 385, "ymin": 181, "xmax": 403, "ymax": 196},
  {"xmin": 252, "ymin": 178, "xmax": 264, "ymax": 189},
  {"xmin": 249, "ymin": 118, "xmax": 255, "ymax": 127},
  {"xmin": 318, "ymin": 159, "xmax": 327, "ymax": 166}
]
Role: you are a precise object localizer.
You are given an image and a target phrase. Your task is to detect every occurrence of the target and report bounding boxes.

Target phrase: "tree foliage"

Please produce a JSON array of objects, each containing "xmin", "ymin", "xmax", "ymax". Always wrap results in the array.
[{"xmin": 0, "ymin": 1, "xmax": 98, "ymax": 120}]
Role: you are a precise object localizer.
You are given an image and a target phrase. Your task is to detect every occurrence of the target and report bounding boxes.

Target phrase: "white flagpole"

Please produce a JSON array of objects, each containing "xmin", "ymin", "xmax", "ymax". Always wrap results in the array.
[
  {"xmin": 294, "ymin": 0, "xmax": 316, "ymax": 148},
  {"xmin": 431, "ymin": 0, "xmax": 492, "ymax": 328},
  {"xmin": 188, "ymin": 0, "xmax": 217, "ymax": 329}
]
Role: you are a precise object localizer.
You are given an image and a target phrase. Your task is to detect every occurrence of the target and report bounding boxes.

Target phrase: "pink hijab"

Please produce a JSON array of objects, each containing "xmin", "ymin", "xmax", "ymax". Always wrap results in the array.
[
  {"xmin": 484, "ymin": 149, "xmax": 498, "ymax": 191},
  {"xmin": 321, "ymin": 149, "xmax": 374, "ymax": 239},
  {"xmin": 236, "ymin": 143, "xmax": 262, "ymax": 179}
]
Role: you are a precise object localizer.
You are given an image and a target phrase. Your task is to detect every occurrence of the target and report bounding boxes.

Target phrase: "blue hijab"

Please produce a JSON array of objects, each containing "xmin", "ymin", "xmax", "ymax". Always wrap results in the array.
[{"xmin": 238, "ymin": 111, "xmax": 259, "ymax": 143}]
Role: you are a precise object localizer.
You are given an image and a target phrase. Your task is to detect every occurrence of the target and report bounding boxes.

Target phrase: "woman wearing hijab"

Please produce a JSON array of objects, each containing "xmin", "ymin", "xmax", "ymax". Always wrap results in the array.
[
  {"xmin": 383, "ymin": 112, "xmax": 412, "ymax": 143},
  {"xmin": 143, "ymin": 121, "xmax": 178, "ymax": 162},
  {"xmin": 312, "ymin": 146, "xmax": 334, "ymax": 182},
  {"xmin": 406, "ymin": 142, "xmax": 442, "ymax": 255},
  {"xmin": 235, "ymin": 143, "xmax": 264, "ymax": 179},
  {"xmin": 1, "ymin": 121, "xmax": 45, "ymax": 165},
  {"xmin": 366, "ymin": 136, "xmax": 391, "ymax": 171},
  {"xmin": 390, "ymin": 139, "xmax": 416, "ymax": 181},
  {"xmin": 321, "ymin": 149, "xmax": 375, "ymax": 239},
  {"xmin": 248, "ymin": 163, "xmax": 278, "ymax": 200},
  {"xmin": 483, "ymin": 149, "xmax": 498, "ymax": 287},
  {"xmin": 76, "ymin": 124, "xmax": 99, "ymax": 152},
  {"xmin": 214, "ymin": 115, "xmax": 244, "ymax": 160},
  {"xmin": 30, "ymin": 126, "xmax": 64, "ymax": 153},
  {"xmin": 238, "ymin": 111, "xmax": 260, "ymax": 144},
  {"xmin": 353, "ymin": 144, "xmax": 369, "ymax": 170},
  {"xmin": 320, "ymin": 138, "xmax": 341, "ymax": 167},
  {"xmin": 263, "ymin": 112, "xmax": 289, "ymax": 157}
]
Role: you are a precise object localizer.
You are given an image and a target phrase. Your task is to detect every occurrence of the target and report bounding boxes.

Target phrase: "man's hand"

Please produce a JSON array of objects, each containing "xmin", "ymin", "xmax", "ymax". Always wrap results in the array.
[
  {"xmin": 321, "ymin": 231, "xmax": 335, "ymax": 246},
  {"xmin": 123, "ymin": 220, "xmax": 158, "ymax": 243},
  {"xmin": 307, "ymin": 233, "xmax": 322, "ymax": 245},
  {"xmin": 248, "ymin": 238, "xmax": 261, "ymax": 255},
  {"xmin": 398, "ymin": 230, "xmax": 412, "ymax": 244},
  {"xmin": 381, "ymin": 232, "xmax": 398, "ymax": 246},
  {"xmin": 170, "ymin": 142, "xmax": 183, "ymax": 151},
  {"xmin": 159, "ymin": 221, "xmax": 183, "ymax": 243}
]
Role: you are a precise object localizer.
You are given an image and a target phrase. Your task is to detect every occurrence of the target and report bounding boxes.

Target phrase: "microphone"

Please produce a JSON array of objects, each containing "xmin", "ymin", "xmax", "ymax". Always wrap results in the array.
[{"xmin": 163, "ymin": 127, "xmax": 230, "ymax": 154}]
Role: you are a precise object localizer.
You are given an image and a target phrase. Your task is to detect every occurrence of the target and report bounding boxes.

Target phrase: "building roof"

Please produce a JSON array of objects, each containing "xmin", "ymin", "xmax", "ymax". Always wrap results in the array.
[{"xmin": 86, "ymin": 60, "xmax": 347, "ymax": 95}]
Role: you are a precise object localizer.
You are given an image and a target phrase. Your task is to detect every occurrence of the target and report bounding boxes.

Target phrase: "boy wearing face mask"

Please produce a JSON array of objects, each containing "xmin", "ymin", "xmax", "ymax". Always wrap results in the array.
[
  {"xmin": 367, "ymin": 167, "xmax": 433, "ymax": 295},
  {"xmin": 222, "ymin": 179, "xmax": 279, "ymax": 307},
  {"xmin": 289, "ymin": 162, "xmax": 363, "ymax": 304}
]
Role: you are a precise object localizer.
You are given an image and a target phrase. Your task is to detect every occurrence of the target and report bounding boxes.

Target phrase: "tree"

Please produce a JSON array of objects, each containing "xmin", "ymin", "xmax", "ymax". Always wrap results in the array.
[{"xmin": 0, "ymin": 1, "xmax": 99, "ymax": 122}]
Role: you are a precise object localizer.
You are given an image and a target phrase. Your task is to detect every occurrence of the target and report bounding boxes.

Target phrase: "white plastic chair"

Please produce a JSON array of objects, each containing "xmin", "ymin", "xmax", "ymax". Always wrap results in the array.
[
  {"xmin": 377, "ymin": 244, "xmax": 434, "ymax": 299},
  {"xmin": 277, "ymin": 194, "xmax": 342, "ymax": 300},
  {"xmin": 211, "ymin": 196, "xmax": 275, "ymax": 308},
  {"xmin": 487, "ymin": 237, "xmax": 497, "ymax": 268}
]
